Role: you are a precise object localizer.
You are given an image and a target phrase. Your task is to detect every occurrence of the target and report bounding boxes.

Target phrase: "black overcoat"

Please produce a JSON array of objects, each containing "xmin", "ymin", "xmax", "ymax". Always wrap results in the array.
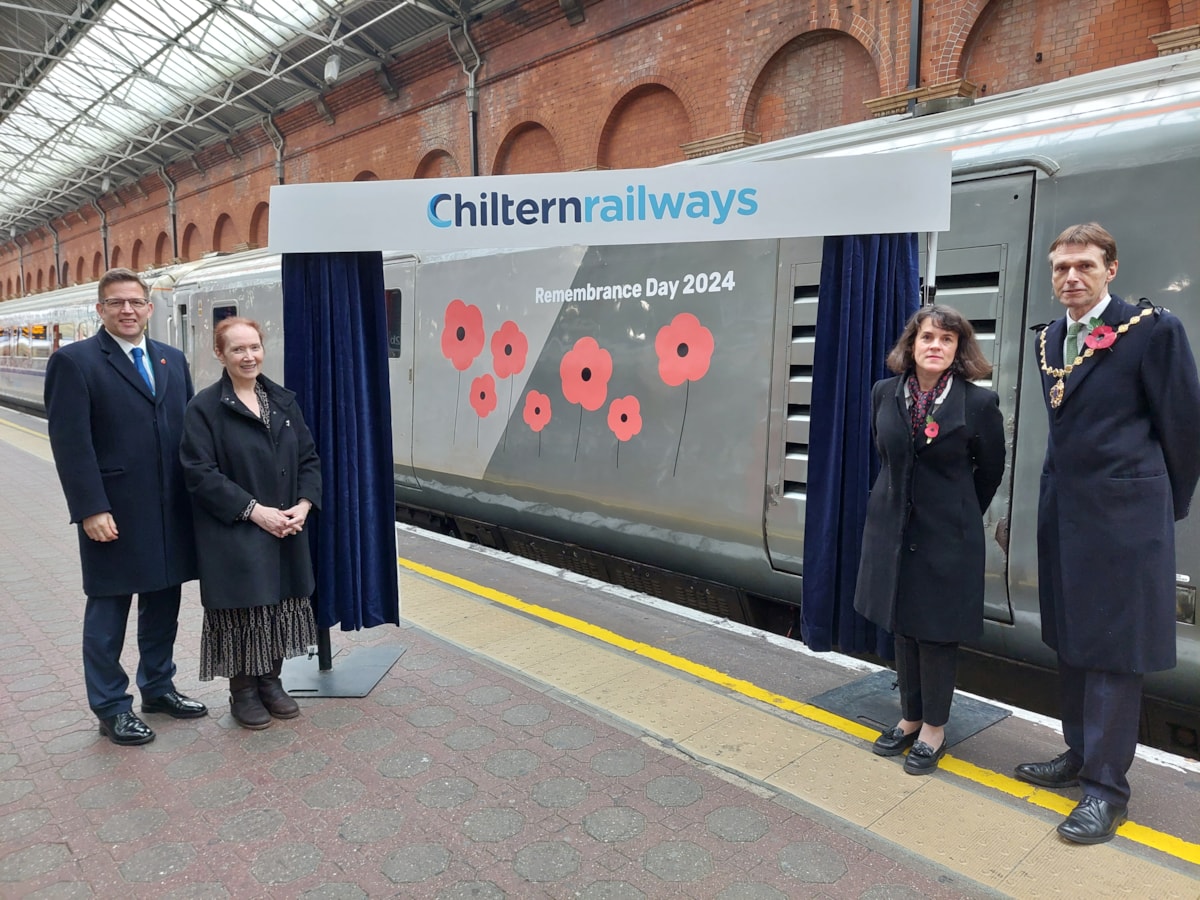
[
  {"xmin": 44, "ymin": 329, "xmax": 198, "ymax": 596},
  {"xmin": 179, "ymin": 372, "xmax": 322, "ymax": 611},
  {"xmin": 1037, "ymin": 295, "xmax": 1200, "ymax": 673},
  {"xmin": 853, "ymin": 376, "xmax": 1006, "ymax": 643}
]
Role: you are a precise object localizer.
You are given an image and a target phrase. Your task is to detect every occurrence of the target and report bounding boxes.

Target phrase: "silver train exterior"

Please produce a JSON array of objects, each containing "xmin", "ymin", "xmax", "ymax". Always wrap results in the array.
[{"xmin": 3, "ymin": 50, "xmax": 1198, "ymax": 754}]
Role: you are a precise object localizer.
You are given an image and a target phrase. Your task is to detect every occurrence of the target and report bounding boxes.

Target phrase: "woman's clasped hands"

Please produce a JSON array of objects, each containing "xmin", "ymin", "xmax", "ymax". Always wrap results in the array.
[{"xmin": 249, "ymin": 499, "xmax": 312, "ymax": 539}]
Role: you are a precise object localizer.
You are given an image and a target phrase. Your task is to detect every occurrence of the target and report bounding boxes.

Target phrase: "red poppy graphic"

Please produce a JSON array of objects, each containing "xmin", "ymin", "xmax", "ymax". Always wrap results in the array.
[
  {"xmin": 441, "ymin": 299, "xmax": 485, "ymax": 371},
  {"xmin": 607, "ymin": 396, "xmax": 642, "ymax": 442},
  {"xmin": 523, "ymin": 390, "xmax": 552, "ymax": 433},
  {"xmin": 654, "ymin": 313, "xmax": 714, "ymax": 387},
  {"xmin": 491, "ymin": 321, "xmax": 528, "ymax": 379},
  {"xmin": 469, "ymin": 374, "xmax": 497, "ymax": 418},
  {"xmin": 1084, "ymin": 324, "xmax": 1117, "ymax": 350},
  {"xmin": 560, "ymin": 337, "xmax": 613, "ymax": 412}
]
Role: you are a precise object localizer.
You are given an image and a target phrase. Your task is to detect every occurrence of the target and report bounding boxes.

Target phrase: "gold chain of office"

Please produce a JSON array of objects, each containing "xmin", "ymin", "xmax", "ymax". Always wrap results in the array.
[{"xmin": 1038, "ymin": 311, "xmax": 1151, "ymax": 408}]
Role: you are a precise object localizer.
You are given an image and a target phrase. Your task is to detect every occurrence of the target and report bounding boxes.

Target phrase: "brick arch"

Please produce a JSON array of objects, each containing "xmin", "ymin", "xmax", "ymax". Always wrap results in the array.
[
  {"xmin": 4, "ymin": 277, "xmax": 10, "ymax": 298},
  {"xmin": 110, "ymin": 246, "xmax": 122, "ymax": 269},
  {"xmin": 413, "ymin": 150, "xmax": 461, "ymax": 179},
  {"xmin": 180, "ymin": 223, "xmax": 200, "ymax": 261},
  {"xmin": 92, "ymin": 252, "xmax": 102, "ymax": 280},
  {"xmin": 154, "ymin": 231, "xmax": 170, "ymax": 266},
  {"xmin": 353, "ymin": 170, "xmax": 379, "ymax": 181},
  {"xmin": 733, "ymin": 20, "xmax": 887, "ymax": 130},
  {"xmin": 961, "ymin": 0, "xmax": 1169, "ymax": 96},
  {"xmin": 492, "ymin": 121, "xmax": 564, "ymax": 175},
  {"xmin": 48, "ymin": 265, "xmax": 57, "ymax": 290},
  {"xmin": 589, "ymin": 69, "xmax": 702, "ymax": 167},
  {"xmin": 61, "ymin": 261, "xmax": 70, "ymax": 286},
  {"xmin": 36, "ymin": 269, "xmax": 44, "ymax": 292},
  {"xmin": 597, "ymin": 83, "xmax": 692, "ymax": 170},
  {"xmin": 130, "ymin": 238, "xmax": 144, "ymax": 271},
  {"xmin": 249, "ymin": 203, "xmax": 269, "ymax": 250},
  {"xmin": 75, "ymin": 256, "xmax": 85, "ymax": 284},
  {"xmin": 213, "ymin": 213, "xmax": 236, "ymax": 253},
  {"xmin": 742, "ymin": 30, "xmax": 878, "ymax": 143}
]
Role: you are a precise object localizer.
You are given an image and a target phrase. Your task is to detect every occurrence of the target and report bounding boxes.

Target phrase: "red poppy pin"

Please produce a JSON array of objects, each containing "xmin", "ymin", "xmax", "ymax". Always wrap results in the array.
[
  {"xmin": 1084, "ymin": 323, "xmax": 1117, "ymax": 350},
  {"xmin": 924, "ymin": 416, "xmax": 939, "ymax": 445}
]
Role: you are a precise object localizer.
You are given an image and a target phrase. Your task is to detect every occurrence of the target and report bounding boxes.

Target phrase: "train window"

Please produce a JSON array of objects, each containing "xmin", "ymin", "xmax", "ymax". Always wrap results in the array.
[
  {"xmin": 212, "ymin": 303, "xmax": 238, "ymax": 329},
  {"xmin": 385, "ymin": 288, "xmax": 403, "ymax": 358}
]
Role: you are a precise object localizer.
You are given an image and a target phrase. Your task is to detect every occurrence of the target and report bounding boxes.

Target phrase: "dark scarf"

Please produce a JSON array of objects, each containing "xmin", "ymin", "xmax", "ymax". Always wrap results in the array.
[{"xmin": 907, "ymin": 369, "xmax": 953, "ymax": 440}]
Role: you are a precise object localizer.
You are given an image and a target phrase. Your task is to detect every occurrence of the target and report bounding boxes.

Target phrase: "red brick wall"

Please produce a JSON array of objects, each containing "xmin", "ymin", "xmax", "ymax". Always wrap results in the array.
[{"xmin": 1, "ymin": 0, "xmax": 1191, "ymax": 299}]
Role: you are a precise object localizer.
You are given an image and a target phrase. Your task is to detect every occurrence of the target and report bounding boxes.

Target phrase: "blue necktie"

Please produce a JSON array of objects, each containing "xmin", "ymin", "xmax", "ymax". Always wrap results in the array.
[{"xmin": 131, "ymin": 347, "xmax": 154, "ymax": 395}]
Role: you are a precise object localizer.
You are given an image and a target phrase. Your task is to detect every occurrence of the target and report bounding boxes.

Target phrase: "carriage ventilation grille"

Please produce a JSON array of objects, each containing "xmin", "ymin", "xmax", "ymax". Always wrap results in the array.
[{"xmin": 780, "ymin": 271, "xmax": 1000, "ymax": 498}]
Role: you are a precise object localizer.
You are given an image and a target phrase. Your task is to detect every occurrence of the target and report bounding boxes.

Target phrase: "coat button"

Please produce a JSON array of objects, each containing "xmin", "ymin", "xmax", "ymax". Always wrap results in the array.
[
  {"xmin": 281, "ymin": 469, "xmax": 287, "ymax": 476},
  {"xmin": 909, "ymin": 544, "xmax": 917, "ymax": 552}
]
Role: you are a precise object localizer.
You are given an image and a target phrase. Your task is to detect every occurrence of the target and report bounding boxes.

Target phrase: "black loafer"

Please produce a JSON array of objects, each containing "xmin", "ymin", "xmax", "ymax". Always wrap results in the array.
[
  {"xmin": 1057, "ymin": 796, "xmax": 1127, "ymax": 844},
  {"xmin": 98, "ymin": 711, "xmax": 155, "ymax": 746},
  {"xmin": 903, "ymin": 739, "xmax": 948, "ymax": 775},
  {"xmin": 872, "ymin": 726, "xmax": 920, "ymax": 757},
  {"xmin": 1015, "ymin": 751, "xmax": 1081, "ymax": 789},
  {"xmin": 141, "ymin": 690, "xmax": 208, "ymax": 719}
]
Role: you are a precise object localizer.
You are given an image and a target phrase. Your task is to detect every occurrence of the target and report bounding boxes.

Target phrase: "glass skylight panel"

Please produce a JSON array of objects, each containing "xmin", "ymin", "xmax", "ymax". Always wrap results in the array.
[{"xmin": 1, "ymin": 0, "xmax": 362, "ymax": 222}]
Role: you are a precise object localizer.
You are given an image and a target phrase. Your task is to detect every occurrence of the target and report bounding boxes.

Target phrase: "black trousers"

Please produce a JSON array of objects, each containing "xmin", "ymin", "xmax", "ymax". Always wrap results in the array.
[
  {"xmin": 82, "ymin": 586, "xmax": 182, "ymax": 719},
  {"xmin": 1058, "ymin": 660, "xmax": 1142, "ymax": 806},
  {"xmin": 894, "ymin": 633, "xmax": 958, "ymax": 727}
]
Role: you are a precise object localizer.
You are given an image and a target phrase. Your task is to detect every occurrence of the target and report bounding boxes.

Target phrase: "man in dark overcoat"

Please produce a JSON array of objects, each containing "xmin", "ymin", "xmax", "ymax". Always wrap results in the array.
[
  {"xmin": 1017, "ymin": 223, "xmax": 1200, "ymax": 843},
  {"xmin": 44, "ymin": 268, "xmax": 207, "ymax": 746}
]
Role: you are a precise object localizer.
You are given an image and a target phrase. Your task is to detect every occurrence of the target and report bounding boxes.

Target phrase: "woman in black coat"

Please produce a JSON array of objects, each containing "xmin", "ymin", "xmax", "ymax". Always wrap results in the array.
[
  {"xmin": 853, "ymin": 305, "xmax": 1005, "ymax": 774},
  {"xmin": 180, "ymin": 317, "xmax": 321, "ymax": 729}
]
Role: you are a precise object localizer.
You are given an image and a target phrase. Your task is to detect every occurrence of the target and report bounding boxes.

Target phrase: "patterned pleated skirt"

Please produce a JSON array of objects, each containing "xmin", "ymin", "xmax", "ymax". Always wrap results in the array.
[{"xmin": 199, "ymin": 596, "xmax": 318, "ymax": 680}]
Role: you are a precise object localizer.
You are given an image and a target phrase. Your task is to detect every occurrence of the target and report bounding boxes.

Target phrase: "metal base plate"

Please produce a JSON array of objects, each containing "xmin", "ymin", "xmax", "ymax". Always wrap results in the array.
[
  {"xmin": 280, "ymin": 643, "xmax": 406, "ymax": 698},
  {"xmin": 807, "ymin": 668, "xmax": 1010, "ymax": 748}
]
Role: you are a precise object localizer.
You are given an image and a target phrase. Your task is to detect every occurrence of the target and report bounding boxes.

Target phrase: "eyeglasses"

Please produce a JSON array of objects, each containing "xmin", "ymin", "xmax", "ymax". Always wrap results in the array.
[{"xmin": 102, "ymin": 298, "xmax": 149, "ymax": 310}]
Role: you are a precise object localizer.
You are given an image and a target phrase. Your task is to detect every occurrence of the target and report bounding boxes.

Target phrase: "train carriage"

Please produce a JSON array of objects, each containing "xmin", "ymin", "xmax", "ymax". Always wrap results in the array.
[{"xmin": 3, "ymin": 48, "xmax": 1199, "ymax": 756}]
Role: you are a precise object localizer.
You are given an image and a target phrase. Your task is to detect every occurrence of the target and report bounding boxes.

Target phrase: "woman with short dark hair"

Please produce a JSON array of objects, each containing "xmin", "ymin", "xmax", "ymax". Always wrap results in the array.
[{"xmin": 854, "ymin": 304, "xmax": 1006, "ymax": 774}]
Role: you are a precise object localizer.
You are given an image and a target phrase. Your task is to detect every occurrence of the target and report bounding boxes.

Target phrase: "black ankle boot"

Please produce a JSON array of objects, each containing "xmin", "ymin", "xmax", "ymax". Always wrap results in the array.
[
  {"xmin": 229, "ymin": 674, "xmax": 271, "ymax": 729},
  {"xmin": 257, "ymin": 659, "xmax": 300, "ymax": 719}
]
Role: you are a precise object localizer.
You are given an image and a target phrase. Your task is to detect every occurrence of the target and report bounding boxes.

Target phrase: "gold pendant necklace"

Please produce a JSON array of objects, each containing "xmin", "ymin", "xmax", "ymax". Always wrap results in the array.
[{"xmin": 1038, "ymin": 311, "xmax": 1150, "ymax": 408}]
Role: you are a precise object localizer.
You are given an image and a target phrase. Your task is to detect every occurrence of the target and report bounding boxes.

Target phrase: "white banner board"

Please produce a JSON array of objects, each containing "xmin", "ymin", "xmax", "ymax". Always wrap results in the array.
[{"xmin": 268, "ymin": 153, "xmax": 950, "ymax": 253}]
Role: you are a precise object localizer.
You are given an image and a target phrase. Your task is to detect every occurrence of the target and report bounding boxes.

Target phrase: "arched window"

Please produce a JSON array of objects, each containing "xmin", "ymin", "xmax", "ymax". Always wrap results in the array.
[{"xmin": 248, "ymin": 203, "xmax": 269, "ymax": 249}]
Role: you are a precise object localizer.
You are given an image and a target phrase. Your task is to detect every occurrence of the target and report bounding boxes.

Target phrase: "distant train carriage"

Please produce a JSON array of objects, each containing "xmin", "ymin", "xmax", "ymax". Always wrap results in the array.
[{"xmin": 3, "ymin": 49, "xmax": 1199, "ymax": 756}]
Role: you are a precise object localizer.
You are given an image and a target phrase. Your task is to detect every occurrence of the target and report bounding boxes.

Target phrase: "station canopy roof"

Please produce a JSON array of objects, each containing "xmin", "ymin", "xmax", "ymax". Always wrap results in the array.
[{"xmin": 0, "ymin": 0, "xmax": 509, "ymax": 239}]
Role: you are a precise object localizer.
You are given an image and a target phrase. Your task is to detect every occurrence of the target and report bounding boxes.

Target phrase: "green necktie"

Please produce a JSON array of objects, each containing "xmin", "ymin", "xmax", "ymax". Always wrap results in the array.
[{"xmin": 1066, "ymin": 322, "xmax": 1084, "ymax": 362}]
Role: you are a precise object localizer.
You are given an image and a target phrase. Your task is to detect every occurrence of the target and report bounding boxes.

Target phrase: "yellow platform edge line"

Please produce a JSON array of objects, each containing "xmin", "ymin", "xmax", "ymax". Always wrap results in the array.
[
  {"xmin": 0, "ymin": 416, "xmax": 48, "ymax": 440},
  {"xmin": 397, "ymin": 555, "xmax": 1200, "ymax": 868}
]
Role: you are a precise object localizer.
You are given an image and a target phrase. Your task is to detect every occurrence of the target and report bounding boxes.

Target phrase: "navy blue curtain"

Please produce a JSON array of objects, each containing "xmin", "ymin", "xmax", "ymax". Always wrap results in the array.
[
  {"xmin": 800, "ymin": 233, "xmax": 919, "ymax": 655},
  {"xmin": 282, "ymin": 252, "xmax": 400, "ymax": 631}
]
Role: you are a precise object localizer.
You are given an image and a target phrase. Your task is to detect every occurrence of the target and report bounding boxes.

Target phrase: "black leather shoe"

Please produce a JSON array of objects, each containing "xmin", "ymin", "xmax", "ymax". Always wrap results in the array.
[
  {"xmin": 903, "ymin": 739, "xmax": 948, "ymax": 775},
  {"xmin": 872, "ymin": 726, "xmax": 920, "ymax": 757},
  {"xmin": 97, "ymin": 711, "xmax": 155, "ymax": 746},
  {"xmin": 141, "ymin": 691, "xmax": 208, "ymax": 719},
  {"xmin": 1015, "ymin": 751, "xmax": 1081, "ymax": 788},
  {"xmin": 1057, "ymin": 796, "xmax": 1127, "ymax": 844}
]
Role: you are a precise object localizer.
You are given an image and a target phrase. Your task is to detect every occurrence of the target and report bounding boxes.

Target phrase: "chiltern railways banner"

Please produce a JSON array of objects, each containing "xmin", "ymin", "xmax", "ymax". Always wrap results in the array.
[{"xmin": 268, "ymin": 153, "xmax": 950, "ymax": 253}]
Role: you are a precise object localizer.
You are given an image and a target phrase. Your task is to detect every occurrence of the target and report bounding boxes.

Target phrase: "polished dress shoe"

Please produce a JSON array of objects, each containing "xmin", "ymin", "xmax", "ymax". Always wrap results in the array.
[
  {"xmin": 1057, "ymin": 795, "xmax": 1127, "ymax": 844},
  {"xmin": 98, "ymin": 711, "xmax": 155, "ymax": 746},
  {"xmin": 1015, "ymin": 751, "xmax": 1081, "ymax": 788},
  {"xmin": 903, "ymin": 739, "xmax": 948, "ymax": 775},
  {"xmin": 872, "ymin": 726, "xmax": 920, "ymax": 757},
  {"xmin": 141, "ymin": 691, "xmax": 208, "ymax": 719}
]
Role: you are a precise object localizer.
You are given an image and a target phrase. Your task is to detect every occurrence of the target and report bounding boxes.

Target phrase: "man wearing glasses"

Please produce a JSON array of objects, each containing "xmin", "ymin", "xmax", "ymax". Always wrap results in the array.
[{"xmin": 45, "ymin": 267, "xmax": 207, "ymax": 745}]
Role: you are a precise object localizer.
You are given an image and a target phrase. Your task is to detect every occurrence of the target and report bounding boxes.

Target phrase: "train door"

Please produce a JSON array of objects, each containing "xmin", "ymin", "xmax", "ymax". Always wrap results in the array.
[
  {"xmin": 762, "ymin": 173, "xmax": 1032, "ymax": 624},
  {"xmin": 922, "ymin": 170, "xmax": 1035, "ymax": 623},
  {"xmin": 384, "ymin": 256, "xmax": 418, "ymax": 489}
]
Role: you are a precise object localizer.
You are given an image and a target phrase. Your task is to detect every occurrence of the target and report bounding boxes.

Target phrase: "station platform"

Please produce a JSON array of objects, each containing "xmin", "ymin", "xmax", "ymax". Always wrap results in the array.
[{"xmin": 1, "ymin": 408, "xmax": 1198, "ymax": 899}]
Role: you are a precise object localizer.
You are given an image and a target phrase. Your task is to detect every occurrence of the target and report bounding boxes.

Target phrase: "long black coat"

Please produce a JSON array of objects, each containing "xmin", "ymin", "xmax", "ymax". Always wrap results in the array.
[
  {"xmin": 853, "ymin": 376, "xmax": 1006, "ymax": 643},
  {"xmin": 1037, "ymin": 296, "xmax": 1200, "ymax": 673},
  {"xmin": 179, "ymin": 372, "xmax": 321, "ymax": 611},
  {"xmin": 44, "ymin": 329, "xmax": 198, "ymax": 596}
]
